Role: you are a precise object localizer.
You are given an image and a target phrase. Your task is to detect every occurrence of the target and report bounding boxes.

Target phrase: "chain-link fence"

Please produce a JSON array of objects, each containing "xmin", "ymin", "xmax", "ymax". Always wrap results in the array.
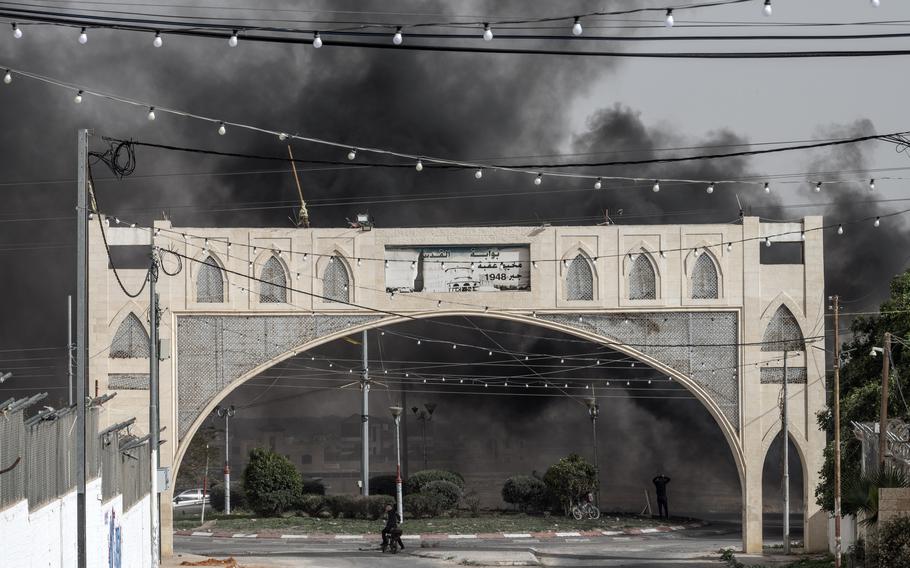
[{"xmin": 1, "ymin": 394, "xmax": 148, "ymax": 513}]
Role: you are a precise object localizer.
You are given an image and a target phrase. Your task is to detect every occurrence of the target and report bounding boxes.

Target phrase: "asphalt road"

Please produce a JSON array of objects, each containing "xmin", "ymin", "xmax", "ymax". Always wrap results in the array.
[{"xmin": 174, "ymin": 523, "xmax": 746, "ymax": 567}]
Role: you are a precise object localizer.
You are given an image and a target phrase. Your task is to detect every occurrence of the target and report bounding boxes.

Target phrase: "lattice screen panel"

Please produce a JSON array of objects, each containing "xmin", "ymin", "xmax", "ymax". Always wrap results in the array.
[
  {"xmin": 761, "ymin": 305, "xmax": 805, "ymax": 351},
  {"xmin": 110, "ymin": 313, "xmax": 150, "ymax": 359},
  {"xmin": 628, "ymin": 254, "xmax": 657, "ymax": 300},
  {"xmin": 566, "ymin": 255, "xmax": 594, "ymax": 301},
  {"xmin": 196, "ymin": 256, "xmax": 224, "ymax": 303},
  {"xmin": 108, "ymin": 373, "xmax": 150, "ymax": 390},
  {"xmin": 177, "ymin": 314, "xmax": 380, "ymax": 437},
  {"xmin": 759, "ymin": 367, "xmax": 807, "ymax": 384},
  {"xmin": 260, "ymin": 256, "xmax": 288, "ymax": 304},
  {"xmin": 324, "ymin": 260, "xmax": 350, "ymax": 303},
  {"xmin": 691, "ymin": 254, "xmax": 719, "ymax": 299},
  {"xmin": 539, "ymin": 312, "xmax": 739, "ymax": 430}
]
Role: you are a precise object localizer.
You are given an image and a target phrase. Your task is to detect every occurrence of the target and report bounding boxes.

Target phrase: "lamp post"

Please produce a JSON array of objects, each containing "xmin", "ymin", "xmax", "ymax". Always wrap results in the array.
[
  {"xmin": 215, "ymin": 405, "xmax": 236, "ymax": 514},
  {"xmin": 585, "ymin": 395, "xmax": 600, "ymax": 505},
  {"xmin": 411, "ymin": 403, "xmax": 436, "ymax": 469},
  {"xmin": 390, "ymin": 406, "xmax": 404, "ymax": 523}
]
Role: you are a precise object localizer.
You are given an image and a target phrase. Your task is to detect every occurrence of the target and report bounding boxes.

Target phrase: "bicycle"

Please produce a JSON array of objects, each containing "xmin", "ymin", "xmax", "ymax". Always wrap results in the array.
[{"xmin": 570, "ymin": 494, "xmax": 601, "ymax": 520}]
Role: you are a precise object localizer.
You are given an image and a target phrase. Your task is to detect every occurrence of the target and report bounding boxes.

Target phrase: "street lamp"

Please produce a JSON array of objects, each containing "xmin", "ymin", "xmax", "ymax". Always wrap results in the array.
[
  {"xmin": 411, "ymin": 403, "xmax": 436, "ymax": 469},
  {"xmin": 214, "ymin": 405, "xmax": 236, "ymax": 514},
  {"xmin": 390, "ymin": 405, "xmax": 404, "ymax": 524},
  {"xmin": 585, "ymin": 395, "xmax": 600, "ymax": 505}
]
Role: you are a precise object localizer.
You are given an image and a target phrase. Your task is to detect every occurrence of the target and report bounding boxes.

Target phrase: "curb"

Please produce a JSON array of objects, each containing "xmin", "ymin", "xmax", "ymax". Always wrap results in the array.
[{"xmin": 176, "ymin": 521, "xmax": 707, "ymax": 542}]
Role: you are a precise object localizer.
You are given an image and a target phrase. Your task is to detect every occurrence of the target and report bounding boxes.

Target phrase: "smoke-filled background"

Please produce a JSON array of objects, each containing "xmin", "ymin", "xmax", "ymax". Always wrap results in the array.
[{"xmin": 2, "ymin": 0, "xmax": 910, "ymax": 524}]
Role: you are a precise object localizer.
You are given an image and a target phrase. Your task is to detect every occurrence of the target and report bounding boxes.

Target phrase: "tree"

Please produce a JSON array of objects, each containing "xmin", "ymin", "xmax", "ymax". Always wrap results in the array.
[
  {"xmin": 242, "ymin": 447, "xmax": 302, "ymax": 517},
  {"xmin": 816, "ymin": 270, "xmax": 910, "ymax": 511},
  {"xmin": 543, "ymin": 454, "xmax": 598, "ymax": 513}
]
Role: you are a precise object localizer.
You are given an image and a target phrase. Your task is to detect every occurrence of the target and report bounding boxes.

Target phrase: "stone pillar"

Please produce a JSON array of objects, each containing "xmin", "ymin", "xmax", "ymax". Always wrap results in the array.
[{"xmin": 742, "ymin": 454, "xmax": 763, "ymax": 553}]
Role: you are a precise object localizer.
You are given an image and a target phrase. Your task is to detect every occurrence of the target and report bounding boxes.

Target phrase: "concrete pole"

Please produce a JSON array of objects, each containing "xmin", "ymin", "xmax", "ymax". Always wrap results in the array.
[
  {"xmin": 782, "ymin": 351, "xmax": 790, "ymax": 555},
  {"xmin": 879, "ymin": 332, "xmax": 891, "ymax": 472},
  {"xmin": 831, "ymin": 295, "xmax": 842, "ymax": 568},
  {"xmin": 75, "ymin": 128, "xmax": 88, "ymax": 568},
  {"xmin": 361, "ymin": 330, "xmax": 370, "ymax": 496},
  {"xmin": 224, "ymin": 407, "xmax": 234, "ymax": 515},
  {"xmin": 149, "ymin": 266, "xmax": 160, "ymax": 567},
  {"xmin": 68, "ymin": 295, "xmax": 73, "ymax": 406},
  {"xmin": 391, "ymin": 407, "xmax": 403, "ymax": 524}
]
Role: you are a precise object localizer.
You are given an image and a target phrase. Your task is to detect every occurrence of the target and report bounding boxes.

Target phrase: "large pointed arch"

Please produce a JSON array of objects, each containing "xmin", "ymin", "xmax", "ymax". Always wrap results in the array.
[
  {"xmin": 196, "ymin": 254, "xmax": 225, "ymax": 303},
  {"xmin": 110, "ymin": 312, "xmax": 149, "ymax": 358},
  {"xmin": 259, "ymin": 255, "xmax": 288, "ymax": 303}
]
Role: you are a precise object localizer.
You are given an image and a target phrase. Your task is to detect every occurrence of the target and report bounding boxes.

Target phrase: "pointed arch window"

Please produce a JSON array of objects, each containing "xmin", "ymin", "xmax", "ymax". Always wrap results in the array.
[
  {"xmin": 260, "ymin": 256, "xmax": 288, "ymax": 303},
  {"xmin": 691, "ymin": 254, "xmax": 719, "ymax": 299},
  {"xmin": 197, "ymin": 255, "xmax": 224, "ymax": 303},
  {"xmin": 628, "ymin": 253, "xmax": 656, "ymax": 300},
  {"xmin": 110, "ymin": 313, "xmax": 150, "ymax": 358},
  {"xmin": 324, "ymin": 258, "xmax": 350, "ymax": 303},
  {"xmin": 565, "ymin": 254, "xmax": 594, "ymax": 301},
  {"xmin": 761, "ymin": 305, "xmax": 805, "ymax": 351}
]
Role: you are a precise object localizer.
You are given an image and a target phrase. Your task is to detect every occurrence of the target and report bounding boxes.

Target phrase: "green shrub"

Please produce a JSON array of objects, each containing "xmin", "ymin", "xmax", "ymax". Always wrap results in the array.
[
  {"xmin": 365, "ymin": 495, "xmax": 396, "ymax": 520},
  {"xmin": 324, "ymin": 494, "xmax": 359, "ymax": 518},
  {"xmin": 209, "ymin": 481, "xmax": 246, "ymax": 512},
  {"xmin": 404, "ymin": 493, "xmax": 446, "ymax": 517},
  {"xmin": 502, "ymin": 475, "xmax": 549, "ymax": 512},
  {"xmin": 422, "ymin": 480, "xmax": 461, "ymax": 511},
  {"xmin": 868, "ymin": 515, "xmax": 910, "ymax": 566},
  {"xmin": 322, "ymin": 494, "xmax": 394, "ymax": 519},
  {"xmin": 297, "ymin": 494, "xmax": 326, "ymax": 517},
  {"xmin": 369, "ymin": 475, "xmax": 399, "ymax": 497},
  {"xmin": 543, "ymin": 454, "xmax": 598, "ymax": 512},
  {"xmin": 405, "ymin": 469, "xmax": 464, "ymax": 494},
  {"xmin": 301, "ymin": 478, "xmax": 325, "ymax": 495},
  {"xmin": 242, "ymin": 447, "xmax": 302, "ymax": 517}
]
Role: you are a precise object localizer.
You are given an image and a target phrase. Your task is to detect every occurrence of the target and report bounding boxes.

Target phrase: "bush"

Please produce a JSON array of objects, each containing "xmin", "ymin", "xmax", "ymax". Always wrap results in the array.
[
  {"xmin": 209, "ymin": 481, "xmax": 246, "ymax": 512},
  {"xmin": 404, "ymin": 493, "xmax": 446, "ymax": 518},
  {"xmin": 242, "ymin": 447, "xmax": 302, "ymax": 517},
  {"xmin": 364, "ymin": 495, "xmax": 396, "ymax": 520},
  {"xmin": 296, "ymin": 494, "xmax": 326, "ymax": 517},
  {"xmin": 324, "ymin": 494, "xmax": 359, "ymax": 518},
  {"xmin": 422, "ymin": 480, "xmax": 461, "ymax": 511},
  {"xmin": 322, "ymin": 494, "xmax": 394, "ymax": 519},
  {"xmin": 405, "ymin": 469, "xmax": 464, "ymax": 494},
  {"xmin": 543, "ymin": 454, "xmax": 598, "ymax": 512},
  {"xmin": 301, "ymin": 478, "xmax": 325, "ymax": 496},
  {"xmin": 369, "ymin": 475, "xmax": 399, "ymax": 497},
  {"xmin": 502, "ymin": 475, "xmax": 549, "ymax": 512},
  {"xmin": 868, "ymin": 515, "xmax": 910, "ymax": 566}
]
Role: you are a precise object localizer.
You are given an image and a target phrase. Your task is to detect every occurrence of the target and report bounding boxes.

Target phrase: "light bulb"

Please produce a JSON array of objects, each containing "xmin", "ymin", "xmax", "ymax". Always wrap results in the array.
[
  {"xmin": 869, "ymin": 178, "xmax": 875, "ymax": 191},
  {"xmin": 764, "ymin": 182, "xmax": 770, "ymax": 194},
  {"xmin": 815, "ymin": 181, "xmax": 822, "ymax": 192},
  {"xmin": 534, "ymin": 173, "xmax": 543, "ymax": 186},
  {"xmin": 415, "ymin": 159, "xmax": 423, "ymax": 172},
  {"xmin": 572, "ymin": 17, "xmax": 583, "ymax": 36},
  {"xmin": 800, "ymin": 231, "xmax": 805, "ymax": 241},
  {"xmin": 147, "ymin": 107, "xmax": 156, "ymax": 121},
  {"xmin": 871, "ymin": 0, "xmax": 880, "ymax": 6},
  {"xmin": 393, "ymin": 27, "xmax": 403, "ymax": 45},
  {"xmin": 665, "ymin": 9, "xmax": 674, "ymax": 27},
  {"xmin": 594, "ymin": 178, "xmax": 602, "ymax": 190},
  {"xmin": 706, "ymin": 183, "xmax": 715, "ymax": 194},
  {"xmin": 12, "ymin": 23, "xmax": 21, "ymax": 39},
  {"xmin": 765, "ymin": 237, "xmax": 771, "ymax": 247},
  {"xmin": 313, "ymin": 32, "xmax": 322, "ymax": 48},
  {"xmin": 874, "ymin": 217, "xmax": 881, "ymax": 227},
  {"xmin": 652, "ymin": 180, "xmax": 660, "ymax": 193},
  {"xmin": 228, "ymin": 31, "xmax": 238, "ymax": 47},
  {"xmin": 763, "ymin": 0, "xmax": 772, "ymax": 16},
  {"xmin": 726, "ymin": 242, "xmax": 732, "ymax": 252},
  {"xmin": 483, "ymin": 24, "xmax": 493, "ymax": 41},
  {"xmin": 74, "ymin": 90, "xmax": 83, "ymax": 104},
  {"xmin": 153, "ymin": 31, "xmax": 163, "ymax": 48},
  {"xmin": 4, "ymin": 70, "xmax": 12, "ymax": 84},
  {"xmin": 278, "ymin": 133, "xmax": 288, "ymax": 141},
  {"xmin": 837, "ymin": 224, "xmax": 844, "ymax": 235},
  {"xmin": 78, "ymin": 28, "xmax": 88, "ymax": 44},
  {"xmin": 474, "ymin": 168, "xmax": 483, "ymax": 179},
  {"xmin": 347, "ymin": 148, "xmax": 357, "ymax": 160},
  {"xmin": 217, "ymin": 122, "xmax": 226, "ymax": 135}
]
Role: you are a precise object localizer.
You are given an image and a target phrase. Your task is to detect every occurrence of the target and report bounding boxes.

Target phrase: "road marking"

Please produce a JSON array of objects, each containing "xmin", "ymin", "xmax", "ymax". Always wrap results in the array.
[
  {"xmin": 565, "ymin": 538, "xmax": 591, "ymax": 542},
  {"xmin": 640, "ymin": 528, "xmax": 659, "ymax": 533},
  {"xmin": 601, "ymin": 530, "xmax": 622, "ymax": 536},
  {"xmin": 280, "ymin": 534, "xmax": 308, "ymax": 539},
  {"xmin": 502, "ymin": 533, "xmax": 532, "ymax": 538},
  {"xmin": 190, "ymin": 532, "xmax": 212, "ymax": 537},
  {"xmin": 555, "ymin": 531, "xmax": 581, "ymax": 537},
  {"xmin": 231, "ymin": 533, "xmax": 257, "ymax": 538},
  {"xmin": 334, "ymin": 535, "xmax": 364, "ymax": 540},
  {"xmin": 400, "ymin": 535, "xmax": 421, "ymax": 540},
  {"xmin": 448, "ymin": 534, "xmax": 478, "ymax": 539}
]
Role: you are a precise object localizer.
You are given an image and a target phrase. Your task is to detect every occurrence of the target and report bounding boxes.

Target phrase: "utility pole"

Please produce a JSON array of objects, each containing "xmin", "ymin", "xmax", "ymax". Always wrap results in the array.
[
  {"xmin": 67, "ymin": 295, "xmax": 74, "ymax": 406},
  {"xmin": 879, "ymin": 332, "xmax": 891, "ymax": 472},
  {"xmin": 215, "ymin": 405, "xmax": 235, "ymax": 514},
  {"xmin": 361, "ymin": 330, "xmax": 370, "ymax": 496},
  {"xmin": 781, "ymin": 350, "xmax": 790, "ymax": 555},
  {"xmin": 149, "ymin": 258, "xmax": 160, "ymax": 568},
  {"xmin": 831, "ymin": 295, "xmax": 842, "ymax": 568},
  {"xmin": 390, "ymin": 406, "xmax": 404, "ymax": 524},
  {"xmin": 75, "ymin": 128, "xmax": 89, "ymax": 568},
  {"xmin": 586, "ymin": 392, "xmax": 600, "ymax": 506}
]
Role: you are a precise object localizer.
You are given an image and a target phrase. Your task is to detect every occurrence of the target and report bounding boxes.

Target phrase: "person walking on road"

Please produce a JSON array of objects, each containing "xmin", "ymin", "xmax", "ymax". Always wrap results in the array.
[{"xmin": 652, "ymin": 473, "xmax": 671, "ymax": 519}]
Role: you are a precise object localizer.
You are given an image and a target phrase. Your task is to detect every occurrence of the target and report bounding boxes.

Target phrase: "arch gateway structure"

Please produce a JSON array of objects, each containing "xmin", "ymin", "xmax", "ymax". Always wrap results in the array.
[{"xmin": 89, "ymin": 216, "xmax": 827, "ymax": 555}]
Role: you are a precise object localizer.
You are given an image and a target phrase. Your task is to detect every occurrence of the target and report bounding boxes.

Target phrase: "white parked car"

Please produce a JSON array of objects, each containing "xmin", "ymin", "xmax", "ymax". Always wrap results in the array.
[{"xmin": 173, "ymin": 488, "xmax": 210, "ymax": 507}]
